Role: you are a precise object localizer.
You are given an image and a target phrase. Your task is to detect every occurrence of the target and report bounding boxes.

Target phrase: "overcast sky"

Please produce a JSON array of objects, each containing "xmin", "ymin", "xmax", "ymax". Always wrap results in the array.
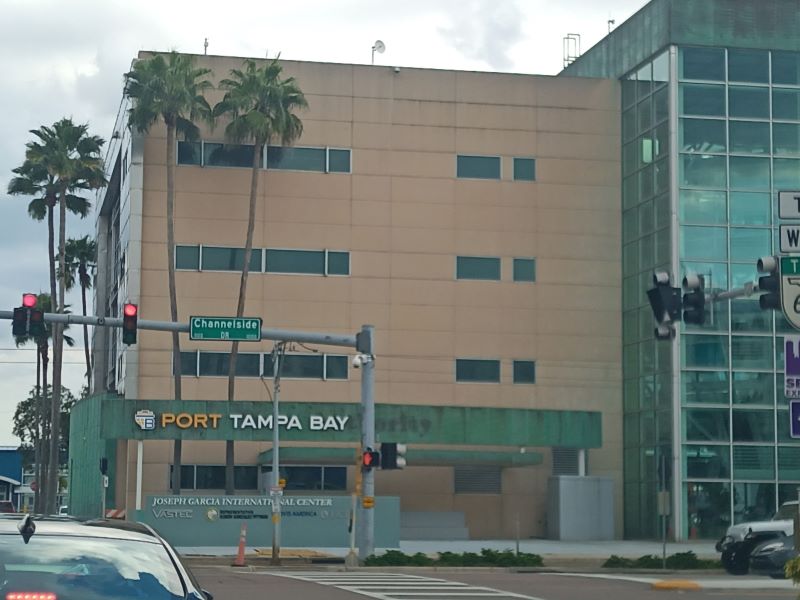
[{"xmin": 0, "ymin": 0, "xmax": 648, "ymax": 446}]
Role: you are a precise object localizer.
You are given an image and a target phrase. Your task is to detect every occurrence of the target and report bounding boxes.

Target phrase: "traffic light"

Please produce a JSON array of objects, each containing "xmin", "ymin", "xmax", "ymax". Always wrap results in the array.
[
  {"xmin": 22, "ymin": 293, "xmax": 37, "ymax": 309},
  {"xmin": 361, "ymin": 448, "xmax": 380, "ymax": 470},
  {"xmin": 757, "ymin": 256, "xmax": 780, "ymax": 310},
  {"xmin": 122, "ymin": 303, "xmax": 138, "ymax": 345},
  {"xmin": 646, "ymin": 271, "xmax": 681, "ymax": 340},
  {"xmin": 12, "ymin": 293, "xmax": 39, "ymax": 337},
  {"xmin": 682, "ymin": 273, "xmax": 706, "ymax": 325},
  {"xmin": 99, "ymin": 457, "xmax": 108, "ymax": 475},
  {"xmin": 28, "ymin": 309, "xmax": 45, "ymax": 339},
  {"xmin": 380, "ymin": 442, "xmax": 408, "ymax": 469}
]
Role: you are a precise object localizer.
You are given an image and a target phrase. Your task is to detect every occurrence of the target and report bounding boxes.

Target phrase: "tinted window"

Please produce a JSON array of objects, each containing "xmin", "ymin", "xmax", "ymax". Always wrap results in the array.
[
  {"xmin": 680, "ymin": 47, "xmax": 725, "ymax": 81},
  {"xmin": 513, "ymin": 360, "xmax": 536, "ymax": 383},
  {"xmin": 328, "ymin": 149, "xmax": 351, "ymax": 173},
  {"xmin": 326, "ymin": 355, "xmax": 348, "ymax": 379},
  {"xmin": 774, "ymin": 89, "xmax": 800, "ymax": 120},
  {"xmin": 234, "ymin": 466, "xmax": 258, "ymax": 489},
  {"xmin": 195, "ymin": 465, "xmax": 225, "ymax": 489},
  {"xmin": 456, "ymin": 359, "xmax": 500, "ymax": 383},
  {"xmin": 773, "ymin": 52, "xmax": 800, "ymax": 85},
  {"xmin": 457, "ymin": 155, "xmax": 500, "ymax": 179},
  {"xmin": 177, "ymin": 141, "xmax": 201, "ymax": 165},
  {"xmin": 327, "ymin": 251, "xmax": 350, "ymax": 275},
  {"xmin": 267, "ymin": 146, "xmax": 326, "ymax": 171},
  {"xmin": 513, "ymin": 158, "xmax": 535, "ymax": 181},
  {"xmin": 198, "ymin": 352, "xmax": 260, "ymax": 376},
  {"xmin": 456, "ymin": 256, "xmax": 500, "ymax": 280},
  {"xmin": 203, "ymin": 142, "xmax": 255, "ymax": 167},
  {"xmin": 727, "ymin": 49, "xmax": 769, "ymax": 83},
  {"xmin": 513, "ymin": 258, "xmax": 536, "ymax": 282},
  {"xmin": 729, "ymin": 87, "xmax": 769, "ymax": 119},
  {"xmin": 175, "ymin": 245, "xmax": 200, "ymax": 270},
  {"xmin": 266, "ymin": 249, "xmax": 325, "ymax": 274},
  {"xmin": 0, "ymin": 534, "xmax": 185, "ymax": 600},
  {"xmin": 680, "ymin": 84, "xmax": 725, "ymax": 116},
  {"xmin": 179, "ymin": 351, "xmax": 197, "ymax": 376},
  {"xmin": 202, "ymin": 247, "xmax": 262, "ymax": 271},
  {"xmin": 265, "ymin": 354, "xmax": 324, "ymax": 379}
]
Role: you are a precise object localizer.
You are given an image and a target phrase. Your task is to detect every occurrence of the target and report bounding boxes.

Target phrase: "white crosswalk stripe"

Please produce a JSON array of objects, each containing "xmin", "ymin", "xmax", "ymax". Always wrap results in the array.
[{"xmin": 267, "ymin": 571, "xmax": 547, "ymax": 600}]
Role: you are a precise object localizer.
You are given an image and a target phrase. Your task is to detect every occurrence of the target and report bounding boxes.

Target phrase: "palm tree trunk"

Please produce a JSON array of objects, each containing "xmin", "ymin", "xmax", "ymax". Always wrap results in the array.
[
  {"xmin": 48, "ymin": 191, "xmax": 68, "ymax": 514},
  {"xmin": 166, "ymin": 122, "xmax": 183, "ymax": 495},
  {"xmin": 80, "ymin": 264, "xmax": 91, "ymax": 390},
  {"xmin": 44, "ymin": 201, "xmax": 57, "ymax": 514},
  {"xmin": 39, "ymin": 342, "xmax": 49, "ymax": 513},
  {"xmin": 225, "ymin": 141, "xmax": 263, "ymax": 495},
  {"xmin": 33, "ymin": 347, "xmax": 41, "ymax": 513}
]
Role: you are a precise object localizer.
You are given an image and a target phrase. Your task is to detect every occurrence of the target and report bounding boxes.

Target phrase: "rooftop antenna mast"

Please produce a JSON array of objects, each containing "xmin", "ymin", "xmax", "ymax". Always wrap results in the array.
[
  {"xmin": 608, "ymin": 19, "xmax": 616, "ymax": 33},
  {"xmin": 204, "ymin": 38, "xmax": 209, "ymax": 55},
  {"xmin": 372, "ymin": 40, "xmax": 385, "ymax": 65}
]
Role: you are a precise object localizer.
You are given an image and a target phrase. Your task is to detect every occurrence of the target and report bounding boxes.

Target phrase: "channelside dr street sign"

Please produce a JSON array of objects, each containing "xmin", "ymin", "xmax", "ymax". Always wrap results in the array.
[{"xmin": 189, "ymin": 316, "xmax": 262, "ymax": 341}]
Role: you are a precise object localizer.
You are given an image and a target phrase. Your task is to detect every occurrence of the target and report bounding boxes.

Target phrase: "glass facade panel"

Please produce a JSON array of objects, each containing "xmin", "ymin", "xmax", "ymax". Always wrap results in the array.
[
  {"xmin": 729, "ymin": 87, "xmax": 770, "ymax": 119},
  {"xmin": 733, "ymin": 447, "xmax": 776, "ymax": 480},
  {"xmin": 680, "ymin": 155, "xmax": 726, "ymax": 188},
  {"xmin": 267, "ymin": 146, "xmax": 326, "ymax": 171},
  {"xmin": 773, "ymin": 52, "xmax": 800, "ymax": 85},
  {"xmin": 733, "ymin": 372, "xmax": 774, "ymax": 405},
  {"xmin": 778, "ymin": 446, "xmax": 800, "ymax": 480},
  {"xmin": 680, "ymin": 84, "xmax": 726, "ymax": 116},
  {"xmin": 774, "ymin": 89, "xmax": 800, "ymax": 120},
  {"xmin": 729, "ymin": 228, "xmax": 771, "ymax": 261},
  {"xmin": 733, "ymin": 482, "xmax": 775, "ymax": 524},
  {"xmin": 685, "ymin": 445, "xmax": 730, "ymax": 478},
  {"xmin": 679, "ymin": 190, "xmax": 726, "ymax": 224},
  {"xmin": 731, "ymin": 336, "xmax": 773, "ymax": 369},
  {"xmin": 732, "ymin": 409, "xmax": 775, "ymax": 441},
  {"xmin": 234, "ymin": 466, "xmax": 258, "ymax": 490},
  {"xmin": 680, "ymin": 47, "xmax": 726, "ymax": 81},
  {"xmin": 327, "ymin": 251, "xmax": 350, "ymax": 275},
  {"xmin": 680, "ymin": 118, "xmax": 726, "ymax": 153},
  {"xmin": 728, "ymin": 49, "xmax": 769, "ymax": 83},
  {"xmin": 685, "ymin": 408, "xmax": 730, "ymax": 441},
  {"xmin": 681, "ymin": 226, "xmax": 727, "ymax": 260},
  {"xmin": 176, "ymin": 245, "xmax": 200, "ymax": 270},
  {"xmin": 203, "ymin": 142, "xmax": 254, "ymax": 168},
  {"xmin": 682, "ymin": 370, "xmax": 729, "ymax": 405},
  {"xmin": 775, "ymin": 158, "xmax": 800, "ymax": 189},
  {"xmin": 686, "ymin": 482, "xmax": 731, "ymax": 539},
  {"xmin": 513, "ymin": 258, "xmax": 536, "ymax": 282},
  {"xmin": 730, "ymin": 192, "xmax": 770, "ymax": 225},
  {"xmin": 683, "ymin": 335, "xmax": 728, "ymax": 369},
  {"xmin": 455, "ymin": 359, "xmax": 501, "ymax": 383},
  {"xmin": 456, "ymin": 256, "xmax": 501, "ymax": 280},
  {"xmin": 325, "ymin": 355, "xmax": 349, "ymax": 380},
  {"xmin": 774, "ymin": 123, "xmax": 800, "ymax": 155},
  {"xmin": 456, "ymin": 155, "xmax": 500, "ymax": 179},
  {"xmin": 179, "ymin": 351, "xmax": 197, "ymax": 376},
  {"xmin": 729, "ymin": 156, "xmax": 770, "ymax": 190},
  {"xmin": 195, "ymin": 466, "xmax": 226, "ymax": 490},
  {"xmin": 729, "ymin": 121, "xmax": 769, "ymax": 154},
  {"xmin": 513, "ymin": 158, "xmax": 536, "ymax": 181},
  {"xmin": 731, "ymin": 299, "xmax": 772, "ymax": 332}
]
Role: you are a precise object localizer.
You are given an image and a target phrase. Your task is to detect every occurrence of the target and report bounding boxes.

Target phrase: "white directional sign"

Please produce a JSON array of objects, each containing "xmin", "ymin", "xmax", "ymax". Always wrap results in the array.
[
  {"xmin": 779, "ymin": 191, "xmax": 800, "ymax": 220},
  {"xmin": 781, "ymin": 225, "xmax": 800, "ymax": 253}
]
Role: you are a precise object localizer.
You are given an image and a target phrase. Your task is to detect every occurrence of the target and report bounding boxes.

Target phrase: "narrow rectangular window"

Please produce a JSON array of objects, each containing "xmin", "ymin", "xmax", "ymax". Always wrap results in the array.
[
  {"xmin": 177, "ymin": 141, "xmax": 202, "ymax": 165},
  {"xmin": 457, "ymin": 155, "xmax": 500, "ymax": 179},
  {"xmin": 195, "ymin": 466, "xmax": 226, "ymax": 489},
  {"xmin": 326, "ymin": 251, "xmax": 350, "ymax": 275},
  {"xmin": 266, "ymin": 249, "xmax": 326, "ymax": 274},
  {"xmin": 178, "ymin": 351, "xmax": 198, "ymax": 376},
  {"xmin": 176, "ymin": 246, "xmax": 200, "ymax": 270},
  {"xmin": 513, "ymin": 158, "xmax": 536, "ymax": 181},
  {"xmin": 198, "ymin": 352, "xmax": 260, "ymax": 376},
  {"xmin": 456, "ymin": 359, "xmax": 501, "ymax": 383},
  {"xmin": 203, "ymin": 142, "xmax": 255, "ymax": 168},
  {"xmin": 234, "ymin": 466, "xmax": 258, "ymax": 490},
  {"xmin": 456, "ymin": 256, "xmax": 500, "ymax": 280},
  {"xmin": 264, "ymin": 354, "xmax": 324, "ymax": 379},
  {"xmin": 513, "ymin": 360, "xmax": 536, "ymax": 384},
  {"xmin": 267, "ymin": 146, "xmax": 326, "ymax": 171},
  {"xmin": 328, "ymin": 149, "xmax": 351, "ymax": 173},
  {"xmin": 513, "ymin": 258, "xmax": 536, "ymax": 282},
  {"xmin": 201, "ymin": 247, "xmax": 261, "ymax": 271},
  {"xmin": 325, "ymin": 355, "xmax": 349, "ymax": 380}
]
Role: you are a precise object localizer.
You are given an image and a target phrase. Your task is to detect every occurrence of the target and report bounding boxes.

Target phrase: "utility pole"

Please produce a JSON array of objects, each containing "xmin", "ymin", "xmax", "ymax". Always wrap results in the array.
[
  {"xmin": 270, "ymin": 343, "xmax": 285, "ymax": 566},
  {"xmin": 357, "ymin": 325, "xmax": 375, "ymax": 562}
]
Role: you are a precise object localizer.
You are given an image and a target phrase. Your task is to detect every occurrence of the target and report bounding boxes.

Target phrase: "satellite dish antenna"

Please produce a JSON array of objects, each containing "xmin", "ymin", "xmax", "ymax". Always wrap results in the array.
[{"xmin": 372, "ymin": 40, "xmax": 385, "ymax": 65}]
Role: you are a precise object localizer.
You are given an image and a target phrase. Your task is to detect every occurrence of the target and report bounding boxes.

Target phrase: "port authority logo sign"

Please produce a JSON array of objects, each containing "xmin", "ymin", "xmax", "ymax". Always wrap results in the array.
[
  {"xmin": 134, "ymin": 410, "xmax": 156, "ymax": 431},
  {"xmin": 133, "ymin": 410, "xmax": 350, "ymax": 432}
]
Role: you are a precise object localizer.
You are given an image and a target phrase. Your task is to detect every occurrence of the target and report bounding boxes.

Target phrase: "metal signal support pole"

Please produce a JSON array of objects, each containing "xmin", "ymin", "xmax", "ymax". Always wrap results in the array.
[
  {"xmin": 270, "ymin": 343, "xmax": 285, "ymax": 566},
  {"xmin": 358, "ymin": 325, "xmax": 376, "ymax": 562}
]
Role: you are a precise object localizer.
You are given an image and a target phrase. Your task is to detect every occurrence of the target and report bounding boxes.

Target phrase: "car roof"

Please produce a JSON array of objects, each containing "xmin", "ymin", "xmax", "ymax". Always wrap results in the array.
[{"xmin": 0, "ymin": 515, "xmax": 160, "ymax": 543}]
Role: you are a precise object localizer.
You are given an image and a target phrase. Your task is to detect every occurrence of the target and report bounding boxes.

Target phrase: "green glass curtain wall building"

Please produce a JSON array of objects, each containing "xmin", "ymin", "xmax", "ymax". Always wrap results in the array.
[{"xmin": 564, "ymin": 0, "xmax": 800, "ymax": 539}]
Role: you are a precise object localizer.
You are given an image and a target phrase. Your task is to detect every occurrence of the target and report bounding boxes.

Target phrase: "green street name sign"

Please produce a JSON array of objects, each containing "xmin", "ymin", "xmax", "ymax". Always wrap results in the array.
[{"xmin": 189, "ymin": 316, "xmax": 262, "ymax": 341}]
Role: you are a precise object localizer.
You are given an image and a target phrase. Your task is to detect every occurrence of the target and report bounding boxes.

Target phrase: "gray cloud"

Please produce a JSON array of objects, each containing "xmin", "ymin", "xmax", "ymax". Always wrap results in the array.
[{"xmin": 438, "ymin": 0, "xmax": 524, "ymax": 70}]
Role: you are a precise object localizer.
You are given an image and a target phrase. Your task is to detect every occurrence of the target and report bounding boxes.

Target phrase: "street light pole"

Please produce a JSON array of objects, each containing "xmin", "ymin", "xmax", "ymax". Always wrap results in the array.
[
  {"xmin": 270, "ymin": 343, "xmax": 285, "ymax": 566},
  {"xmin": 358, "ymin": 325, "xmax": 376, "ymax": 562}
]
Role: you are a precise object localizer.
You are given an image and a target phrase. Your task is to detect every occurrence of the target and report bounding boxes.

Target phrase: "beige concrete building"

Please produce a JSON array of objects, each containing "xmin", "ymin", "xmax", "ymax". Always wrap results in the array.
[{"xmin": 88, "ymin": 54, "xmax": 621, "ymax": 540}]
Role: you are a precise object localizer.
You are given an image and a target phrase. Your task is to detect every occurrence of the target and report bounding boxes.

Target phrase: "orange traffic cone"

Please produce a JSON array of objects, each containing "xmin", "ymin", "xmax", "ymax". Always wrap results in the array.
[{"xmin": 232, "ymin": 523, "xmax": 248, "ymax": 567}]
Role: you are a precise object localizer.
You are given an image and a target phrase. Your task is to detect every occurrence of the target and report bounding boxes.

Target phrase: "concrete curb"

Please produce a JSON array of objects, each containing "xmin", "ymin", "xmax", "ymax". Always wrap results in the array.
[{"xmin": 650, "ymin": 579, "xmax": 702, "ymax": 591}]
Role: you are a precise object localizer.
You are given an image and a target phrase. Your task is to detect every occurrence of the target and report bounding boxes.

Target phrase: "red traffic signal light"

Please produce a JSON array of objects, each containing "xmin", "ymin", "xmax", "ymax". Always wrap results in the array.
[
  {"xmin": 362, "ymin": 449, "xmax": 380, "ymax": 470},
  {"xmin": 22, "ymin": 293, "xmax": 37, "ymax": 308},
  {"xmin": 122, "ymin": 303, "xmax": 138, "ymax": 345}
]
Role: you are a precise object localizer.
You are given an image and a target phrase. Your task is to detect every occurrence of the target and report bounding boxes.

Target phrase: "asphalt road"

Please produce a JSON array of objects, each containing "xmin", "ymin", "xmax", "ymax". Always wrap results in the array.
[{"xmin": 193, "ymin": 567, "xmax": 799, "ymax": 600}]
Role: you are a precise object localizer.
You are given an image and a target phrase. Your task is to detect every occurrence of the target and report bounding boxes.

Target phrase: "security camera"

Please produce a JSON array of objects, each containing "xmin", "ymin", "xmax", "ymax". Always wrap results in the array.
[
  {"xmin": 393, "ymin": 66, "xmax": 401, "ymax": 74},
  {"xmin": 352, "ymin": 355, "xmax": 363, "ymax": 368}
]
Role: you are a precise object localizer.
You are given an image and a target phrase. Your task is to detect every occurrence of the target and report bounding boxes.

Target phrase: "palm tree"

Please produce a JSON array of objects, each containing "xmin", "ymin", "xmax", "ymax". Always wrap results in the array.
[
  {"xmin": 213, "ymin": 58, "xmax": 307, "ymax": 494},
  {"xmin": 124, "ymin": 52, "xmax": 213, "ymax": 495},
  {"xmin": 63, "ymin": 236, "xmax": 97, "ymax": 389},
  {"xmin": 12, "ymin": 294, "xmax": 74, "ymax": 513},
  {"xmin": 22, "ymin": 118, "xmax": 106, "ymax": 514}
]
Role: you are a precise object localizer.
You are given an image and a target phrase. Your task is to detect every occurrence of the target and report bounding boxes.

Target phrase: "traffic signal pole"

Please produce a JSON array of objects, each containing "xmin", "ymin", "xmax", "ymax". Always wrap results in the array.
[{"xmin": 358, "ymin": 325, "xmax": 375, "ymax": 562}]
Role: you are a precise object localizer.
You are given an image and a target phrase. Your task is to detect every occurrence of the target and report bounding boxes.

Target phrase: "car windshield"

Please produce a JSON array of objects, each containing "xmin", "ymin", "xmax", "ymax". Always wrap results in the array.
[
  {"xmin": 774, "ymin": 504, "xmax": 797, "ymax": 520},
  {"xmin": 0, "ymin": 533, "xmax": 185, "ymax": 600}
]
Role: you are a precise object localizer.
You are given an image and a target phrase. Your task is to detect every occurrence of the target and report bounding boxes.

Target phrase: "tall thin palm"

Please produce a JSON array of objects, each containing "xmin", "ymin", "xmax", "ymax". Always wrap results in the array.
[
  {"xmin": 23, "ymin": 118, "xmax": 105, "ymax": 514},
  {"xmin": 213, "ymin": 58, "xmax": 307, "ymax": 494},
  {"xmin": 63, "ymin": 236, "xmax": 97, "ymax": 389},
  {"xmin": 124, "ymin": 51, "xmax": 212, "ymax": 494}
]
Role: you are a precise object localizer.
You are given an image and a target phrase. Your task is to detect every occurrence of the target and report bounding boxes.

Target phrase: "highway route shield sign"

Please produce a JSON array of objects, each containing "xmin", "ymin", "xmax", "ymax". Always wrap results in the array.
[{"xmin": 781, "ymin": 257, "xmax": 800, "ymax": 330}]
